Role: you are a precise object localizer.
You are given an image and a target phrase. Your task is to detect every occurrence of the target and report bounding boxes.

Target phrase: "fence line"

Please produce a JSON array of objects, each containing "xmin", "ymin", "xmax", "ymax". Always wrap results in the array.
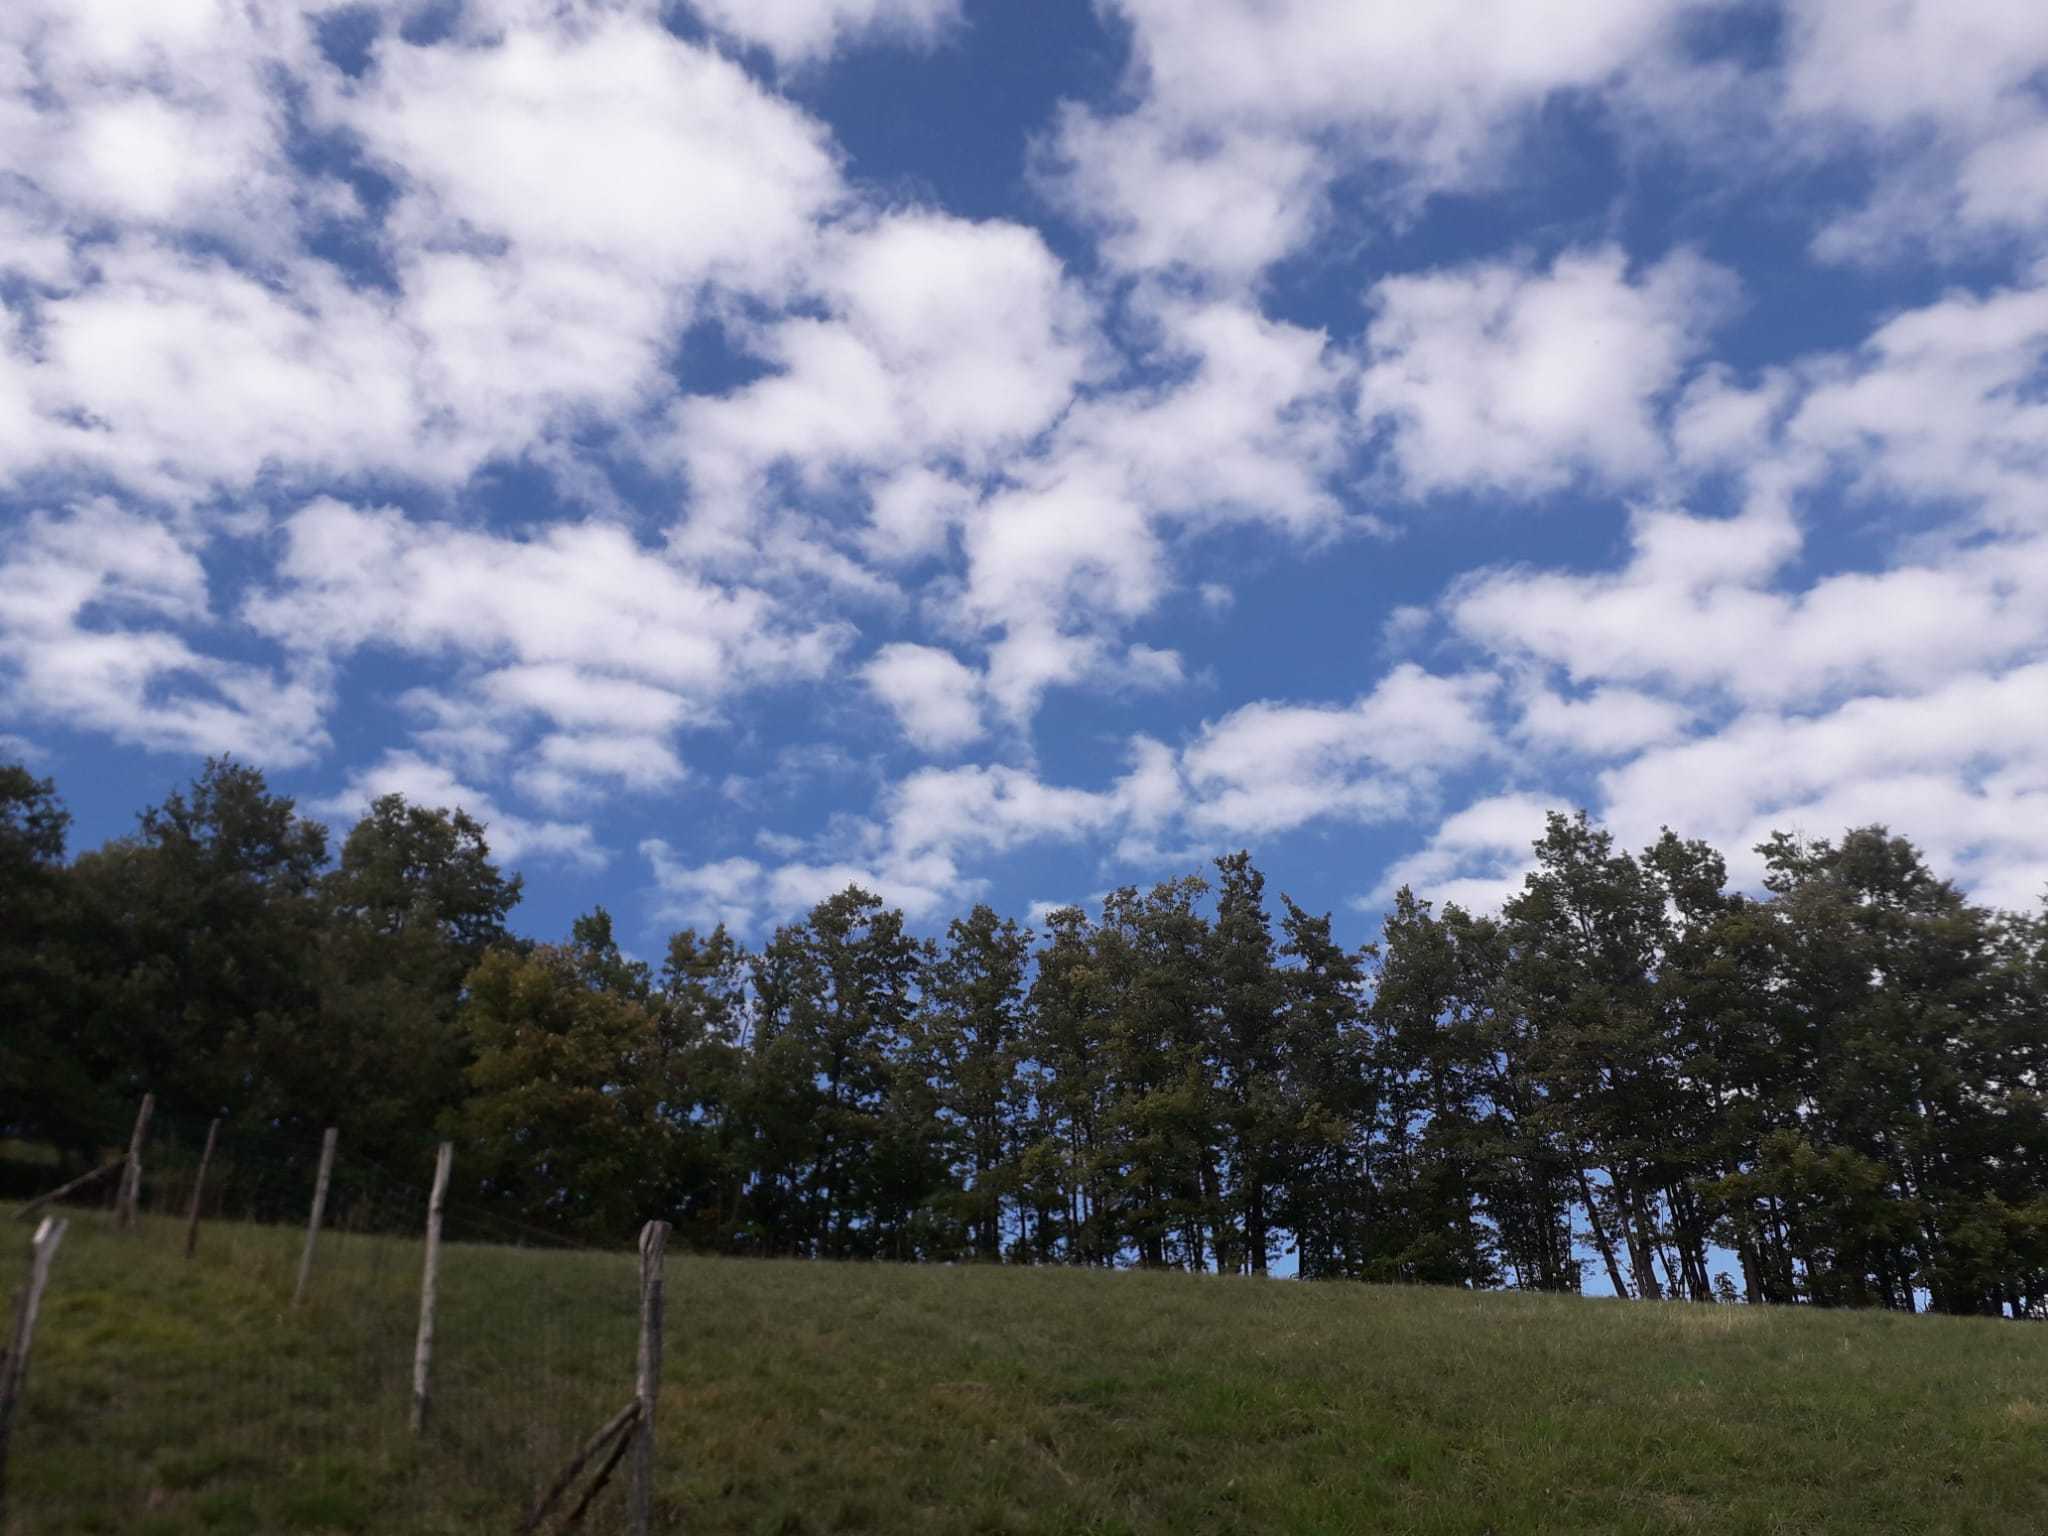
[{"xmin": 0, "ymin": 1095, "xmax": 669, "ymax": 1533}]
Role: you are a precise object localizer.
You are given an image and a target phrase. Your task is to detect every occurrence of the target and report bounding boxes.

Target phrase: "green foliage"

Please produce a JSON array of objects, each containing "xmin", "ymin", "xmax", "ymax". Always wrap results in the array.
[
  {"xmin": 456, "ymin": 940, "xmax": 676, "ymax": 1238},
  {"xmin": 10, "ymin": 749, "xmax": 2048, "ymax": 1316}
]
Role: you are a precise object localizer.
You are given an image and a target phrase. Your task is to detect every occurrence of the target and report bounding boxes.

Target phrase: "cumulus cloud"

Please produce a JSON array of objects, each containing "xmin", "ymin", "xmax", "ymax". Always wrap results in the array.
[
  {"xmin": 1358, "ymin": 246, "xmax": 1739, "ymax": 498},
  {"xmin": 0, "ymin": 2, "xmax": 849, "ymax": 500},
  {"xmin": 1181, "ymin": 665, "xmax": 1500, "ymax": 837},
  {"xmin": 0, "ymin": 0, "xmax": 307, "ymax": 255},
  {"xmin": 689, "ymin": 0, "xmax": 963, "ymax": 68},
  {"xmin": 1366, "ymin": 792, "xmax": 1567, "ymax": 914},
  {"xmin": 321, "ymin": 750, "xmax": 606, "ymax": 869},
  {"xmin": 959, "ymin": 295, "xmax": 1356, "ymax": 718},
  {"xmin": 1513, "ymin": 683, "xmax": 1693, "ymax": 758},
  {"xmin": 0, "ymin": 503, "xmax": 327, "ymax": 764},
  {"xmin": 1045, "ymin": 0, "xmax": 1702, "ymax": 281},
  {"xmin": 1779, "ymin": 0, "xmax": 2048, "ymax": 261},
  {"xmin": 249, "ymin": 499, "xmax": 846, "ymax": 707},
  {"xmin": 242, "ymin": 498, "xmax": 846, "ymax": 805},
  {"xmin": 9, "ymin": 0, "xmax": 2048, "ymax": 947},
  {"xmin": 1596, "ymin": 667, "xmax": 2048, "ymax": 914},
  {"xmin": 863, "ymin": 643, "xmax": 986, "ymax": 752},
  {"xmin": 1380, "ymin": 261, "xmax": 2048, "ymax": 920},
  {"xmin": 671, "ymin": 210, "xmax": 1096, "ymax": 562}
]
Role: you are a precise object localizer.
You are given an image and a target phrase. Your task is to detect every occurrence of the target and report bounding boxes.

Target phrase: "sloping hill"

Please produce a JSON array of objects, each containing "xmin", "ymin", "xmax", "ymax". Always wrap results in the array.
[{"xmin": 4, "ymin": 1213, "xmax": 2045, "ymax": 1534}]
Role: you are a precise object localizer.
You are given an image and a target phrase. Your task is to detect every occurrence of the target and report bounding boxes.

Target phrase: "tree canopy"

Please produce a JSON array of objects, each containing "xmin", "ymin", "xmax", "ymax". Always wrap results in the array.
[{"xmin": 8, "ymin": 759, "xmax": 2047, "ymax": 1317}]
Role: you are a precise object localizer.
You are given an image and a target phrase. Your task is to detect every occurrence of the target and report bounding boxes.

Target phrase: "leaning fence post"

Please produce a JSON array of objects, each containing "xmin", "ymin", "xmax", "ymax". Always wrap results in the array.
[
  {"xmin": 115, "ymin": 1093, "xmax": 154, "ymax": 1230},
  {"xmin": 0, "ymin": 1217, "xmax": 69, "ymax": 1528},
  {"xmin": 631, "ymin": 1219, "xmax": 669, "ymax": 1536},
  {"xmin": 292, "ymin": 1127, "xmax": 339, "ymax": 1308},
  {"xmin": 183, "ymin": 1118, "xmax": 220, "ymax": 1260},
  {"xmin": 410, "ymin": 1142, "xmax": 453, "ymax": 1434}
]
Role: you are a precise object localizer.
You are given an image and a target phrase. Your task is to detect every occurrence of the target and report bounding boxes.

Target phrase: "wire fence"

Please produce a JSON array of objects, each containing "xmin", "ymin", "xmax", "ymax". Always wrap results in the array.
[{"xmin": 0, "ymin": 1100, "xmax": 661, "ymax": 1535}]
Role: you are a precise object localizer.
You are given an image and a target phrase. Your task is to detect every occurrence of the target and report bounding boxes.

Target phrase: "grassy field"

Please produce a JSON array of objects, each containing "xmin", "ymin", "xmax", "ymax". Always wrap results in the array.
[{"xmin": 3, "ymin": 1211, "xmax": 2046, "ymax": 1535}]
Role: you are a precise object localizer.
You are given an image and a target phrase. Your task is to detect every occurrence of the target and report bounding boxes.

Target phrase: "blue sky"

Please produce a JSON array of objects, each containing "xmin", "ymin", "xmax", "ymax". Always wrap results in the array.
[{"xmin": 3, "ymin": 0, "xmax": 2046, "ymax": 955}]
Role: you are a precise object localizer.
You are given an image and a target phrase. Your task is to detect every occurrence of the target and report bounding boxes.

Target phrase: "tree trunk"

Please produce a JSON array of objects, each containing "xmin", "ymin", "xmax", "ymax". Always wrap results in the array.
[{"xmin": 1576, "ymin": 1166, "xmax": 1631, "ymax": 1299}]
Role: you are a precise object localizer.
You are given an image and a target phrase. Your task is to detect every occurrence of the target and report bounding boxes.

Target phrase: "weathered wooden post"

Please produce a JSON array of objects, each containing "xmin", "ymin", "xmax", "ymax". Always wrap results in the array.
[
  {"xmin": 115, "ymin": 1093, "xmax": 154, "ymax": 1230},
  {"xmin": 182, "ymin": 1118, "xmax": 220, "ymax": 1260},
  {"xmin": 0, "ymin": 1217, "xmax": 69, "ymax": 1528},
  {"xmin": 631, "ymin": 1219, "xmax": 668, "ymax": 1536},
  {"xmin": 292, "ymin": 1127, "xmax": 339, "ymax": 1308},
  {"xmin": 410, "ymin": 1142, "xmax": 453, "ymax": 1434}
]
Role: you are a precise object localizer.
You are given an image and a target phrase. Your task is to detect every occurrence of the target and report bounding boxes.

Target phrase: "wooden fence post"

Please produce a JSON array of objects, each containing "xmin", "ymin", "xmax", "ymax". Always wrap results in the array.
[
  {"xmin": 0, "ymin": 1217, "xmax": 69, "ymax": 1528},
  {"xmin": 410, "ymin": 1142, "xmax": 453, "ymax": 1434},
  {"xmin": 630, "ymin": 1220, "xmax": 669, "ymax": 1536},
  {"xmin": 115, "ymin": 1093, "xmax": 154, "ymax": 1230},
  {"xmin": 183, "ymin": 1118, "xmax": 220, "ymax": 1260},
  {"xmin": 292, "ymin": 1128, "xmax": 338, "ymax": 1308}
]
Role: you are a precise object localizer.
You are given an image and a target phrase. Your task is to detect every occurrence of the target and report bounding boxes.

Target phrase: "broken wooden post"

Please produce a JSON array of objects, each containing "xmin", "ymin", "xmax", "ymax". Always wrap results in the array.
[
  {"xmin": 631, "ymin": 1219, "xmax": 669, "ymax": 1536},
  {"xmin": 0, "ymin": 1217, "xmax": 69, "ymax": 1528},
  {"xmin": 565, "ymin": 1412, "xmax": 638, "ymax": 1530},
  {"xmin": 183, "ymin": 1118, "xmax": 220, "ymax": 1260},
  {"xmin": 410, "ymin": 1141, "xmax": 453, "ymax": 1434},
  {"xmin": 115, "ymin": 1093, "xmax": 154, "ymax": 1230},
  {"xmin": 292, "ymin": 1127, "xmax": 338, "ymax": 1308},
  {"xmin": 13, "ymin": 1160, "xmax": 121, "ymax": 1223},
  {"xmin": 519, "ymin": 1400, "xmax": 640, "ymax": 1535}
]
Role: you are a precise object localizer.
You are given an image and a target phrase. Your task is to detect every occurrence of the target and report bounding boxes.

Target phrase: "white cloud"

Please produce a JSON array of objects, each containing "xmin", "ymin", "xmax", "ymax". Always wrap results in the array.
[
  {"xmin": 1040, "ymin": 108, "xmax": 1327, "ymax": 285},
  {"xmin": 1596, "ymin": 665, "xmax": 2048, "ymax": 914},
  {"xmin": 642, "ymin": 843, "xmax": 956, "ymax": 930},
  {"xmin": 514, "ymin": 733, "xmax": 687, "ymax": 808},
  {"xmin": 323, "ymin": 750, "xmax": 606, "ymax": 869},
  {"xmin": 689, "ymin": 0, "xmax": 962, "ymax": 68},
  {"xmin": 1780, "ymin": 271, "xmax": 2048, "ymax": 534},
  {"xmin": 1451, "ymin": 504, "xmax": 2048, "ymax": 710},
  {"xmin": 1179, "ymin": 664, "xmax": 1499, "ymax": 838},
  {"xmin": 479, "ymin": 665, "xmax": 703, "ymax": 735},
  {"xmin": 647, "ymin": 738, "xmax": 1197, "ymax": 931},
  {"xmin": 1780, "ymin": 0, "xmax": 2048, "ymax": 260},
  {"xmin": 863, "ymin": 643, "xmax": 986, "ymax": 752},
  {"xmin": 249, "ymin": 499, "xmax": 846, "ymax": 708},
  {"xmin": 1047, "ymin": 0, "xmax": 1702, "ymax": 280},
  {"xmin": 1514, "ymin": 683, "xmax": 1692, "ymax": 758},
  {"xmin": 333, "ymin": 10, "xmax": 841, "ymax": 288},
  {"xmin": 1385, "ymin": 268, "xmax": 2048, "ymax": 919},
  {"xmin": 672, "ymin": 210, "xmax": 1096, "ymax": 562},
  {"xmin": 1367, "ymin": 791, "xmax": 1565, "ymax": 914},
  {"xmin": 957, "ymin": 295, "xmax": 1355, "ymax": 719},
  {"xmin": 0, "ymin": 0, "xmax": 307, "ymax": 256},
  {"xmin": 9, "ymin": 241, "xmax": 427, "ymax": 500},
  {"xmin": 1359, "ymin": 246, "xmax": 1738, "ymax": 497},
  {"xmin": 241, "ymin": 498, "xmax": 848, "ymax": 805},
  {"xmin": 0, "ymin": 3, "xmax": 853, "ymax": 499},
  {"xmin": 0, "ymin": 503, "xmax": 327, "ymax": 765}
]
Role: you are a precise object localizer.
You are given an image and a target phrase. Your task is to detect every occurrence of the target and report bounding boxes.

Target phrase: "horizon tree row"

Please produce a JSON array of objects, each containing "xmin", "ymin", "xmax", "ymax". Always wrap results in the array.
[{"xmin": 5, "ymin": 757, "xmax": 2046, "ymax": 1316}]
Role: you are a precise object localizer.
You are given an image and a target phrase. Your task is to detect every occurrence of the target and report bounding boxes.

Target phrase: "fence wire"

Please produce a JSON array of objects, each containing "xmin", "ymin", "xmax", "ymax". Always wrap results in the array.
[{"xmin": 0, "ymin": 1106, "xmax": 648, "ymax": 1535}]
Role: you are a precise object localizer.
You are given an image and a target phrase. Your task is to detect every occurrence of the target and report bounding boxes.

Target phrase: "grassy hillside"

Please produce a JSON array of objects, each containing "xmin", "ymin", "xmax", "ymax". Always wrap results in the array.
[{"xmin": 4, "ymin": 1212, "xmax": 2046, "ymax": 1535}]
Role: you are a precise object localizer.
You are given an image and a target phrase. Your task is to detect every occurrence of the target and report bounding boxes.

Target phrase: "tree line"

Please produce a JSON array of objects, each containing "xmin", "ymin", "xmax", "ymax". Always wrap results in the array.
[{"xmin": 5, "ymin": 757, "xmax": 2046, "ymax": 1316}]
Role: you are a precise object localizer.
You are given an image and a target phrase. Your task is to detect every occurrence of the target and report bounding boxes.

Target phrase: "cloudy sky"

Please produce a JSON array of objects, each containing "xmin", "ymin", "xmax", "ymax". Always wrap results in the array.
[{"xmin": 3, "ymin": 0, "xmax": 2045, "ymax": 947}]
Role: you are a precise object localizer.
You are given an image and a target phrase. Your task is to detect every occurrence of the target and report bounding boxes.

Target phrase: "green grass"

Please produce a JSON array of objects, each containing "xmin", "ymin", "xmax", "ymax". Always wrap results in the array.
[{"xmin": 5, "ymin": 1213, "xmax": 2047, "ymax": 1535}]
